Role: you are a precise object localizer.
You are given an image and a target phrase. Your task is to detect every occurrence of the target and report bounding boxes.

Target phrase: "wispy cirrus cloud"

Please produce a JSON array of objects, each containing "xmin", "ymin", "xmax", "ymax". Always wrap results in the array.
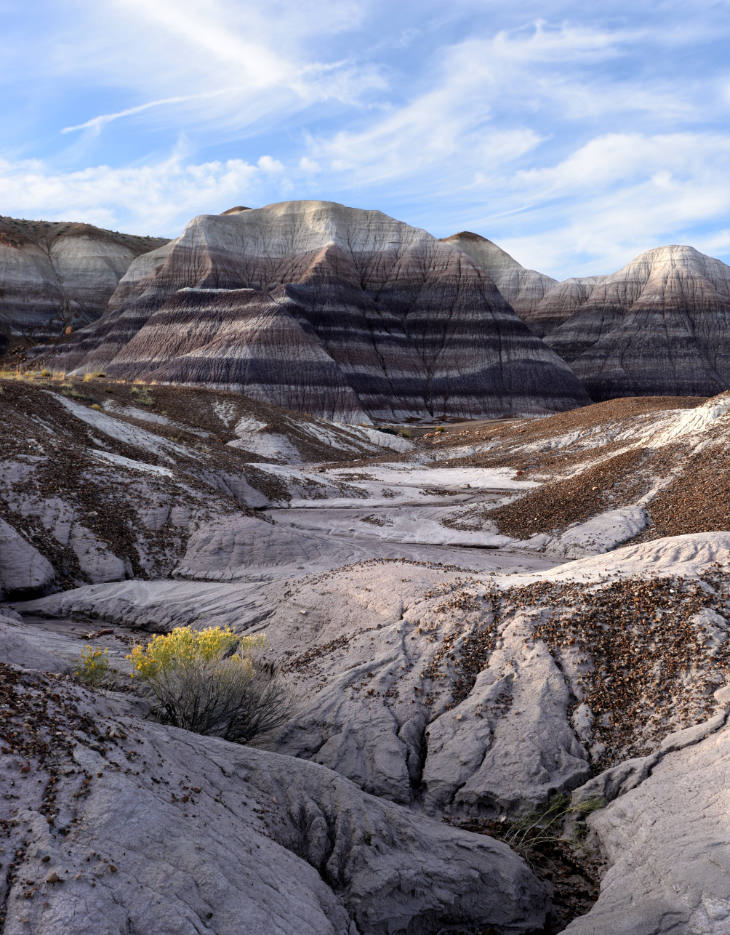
[{"xmin": 3, "ymin": 0, "xmax": 730, "ymax": 277}]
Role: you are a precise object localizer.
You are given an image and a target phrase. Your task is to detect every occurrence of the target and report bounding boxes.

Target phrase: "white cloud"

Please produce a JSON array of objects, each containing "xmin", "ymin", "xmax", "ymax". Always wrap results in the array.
[
  {"xmin": 490, "ymin": 133, "xmax": 730, "ymax": 276},
  {"xmin": 48, "ymin": 0, "xmax": 386, "ymax": 141},
  {"xmin": 0, "ymin": 154, "xmax": 291, "ymax": 235}
]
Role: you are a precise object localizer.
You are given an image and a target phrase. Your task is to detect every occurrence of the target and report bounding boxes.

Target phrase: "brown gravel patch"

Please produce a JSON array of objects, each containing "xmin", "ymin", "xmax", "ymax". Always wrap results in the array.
[
  {"xmin": 488, "ymin": 448, "xmax": 649, "ymax": 538},
  {"xmin": 648, "ymin": 446, "xmax": 730, "ymax": 537},
  {"xmin": 506, "ymin": 570, "xmax": 730, "ymax": 765}
]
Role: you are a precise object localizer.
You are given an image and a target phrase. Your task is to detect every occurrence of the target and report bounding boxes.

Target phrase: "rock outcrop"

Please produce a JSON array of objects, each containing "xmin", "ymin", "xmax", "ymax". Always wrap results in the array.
[
  {"xmin": 542, "ymin": 245, "xmax": 730, "ymax": 399},
  {"xmin": 565, "ymin": 698, "xmax": 730, "ymax": 934},
  {"xmin": 0, "ymin": 216, "xmax": 166, "ymax": 343},
  {"xmin": 0, "ymin": 659, "xmax": 549, "ymax": 935},
  {"xmin": 47, "ymin": 201, "xmax": 588, "ymax": 421},
  {"xmin": 442, "ymin": 232, "xmax": 557, "ymax": 320}
]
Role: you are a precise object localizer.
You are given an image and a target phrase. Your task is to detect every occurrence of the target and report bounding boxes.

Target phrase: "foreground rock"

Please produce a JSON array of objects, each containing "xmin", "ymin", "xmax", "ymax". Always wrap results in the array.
[
  {"xmin": 0, "ymin": 661, "xmax": 548, "ymax": 934},
  {"xmin": 0, "ymin": 216, "xmax": 165, "ymax": 343},
  {"xmin": 24, "ymin": 533, "xmax": 730, "ymax": 823},
  {"xmin": 565, "ymin": 700, "xmax": 730, "ymax": 934},
  {"xmin": 45, "ymin": 200, "xmax": 589, "ymax": 421}
]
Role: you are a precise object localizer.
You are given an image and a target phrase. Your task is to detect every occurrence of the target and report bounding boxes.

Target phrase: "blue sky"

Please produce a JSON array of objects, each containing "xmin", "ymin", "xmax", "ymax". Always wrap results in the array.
[{"xmin": 2, "ymin": 0, "xmax": 730, "ymax": 277}]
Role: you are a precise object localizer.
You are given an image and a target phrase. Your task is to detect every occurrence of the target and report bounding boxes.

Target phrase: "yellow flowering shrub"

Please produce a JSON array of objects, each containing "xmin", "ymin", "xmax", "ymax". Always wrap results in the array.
[
  {"xmin": 74, "ymin": 645, "xmax": 110, "ymax": 687},
  {"xmin": 126, "ymin": 626, "xmax": 286, "ymax": 742},
  {"xmin": 127, "ymin": 626, "xmax": 254, "ymax": 678}
]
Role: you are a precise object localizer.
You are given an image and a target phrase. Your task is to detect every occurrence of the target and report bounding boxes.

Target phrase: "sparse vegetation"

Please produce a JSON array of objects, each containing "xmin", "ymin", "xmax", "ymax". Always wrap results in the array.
[
  {"xmin": 74, "ymin": 645, "xmax": 110, "ymax": 687},
  {"xmin": 131, "ymin": 385, "xmax": 154, "ymax": 406},
  {"xmin": 503, "ymin": 792, "xmax": 605, "ymax": 855},
  {"xmin": 127, "ymin": 626, "xmax": 290, "ymax": 742}
]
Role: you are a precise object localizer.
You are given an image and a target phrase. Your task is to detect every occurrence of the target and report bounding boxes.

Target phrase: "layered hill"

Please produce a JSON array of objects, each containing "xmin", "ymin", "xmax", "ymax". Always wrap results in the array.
[
  {"xmin": 544, "ymin": 245, "xmax": 730, "ymax": 400},
  {"xmin": 0, "ymin": 216, "xmax": 166, "ymax": 349},
  {"xmin": 45, "ymin": 201, "xmax": 589, "ymax": 422},
  {"xmin": 440, "ymin": 231, "xmax": 557, "ymax": 319},
  {"xmin": 449, "ymin": 236, "xmax": 730, "ymax": 400}
]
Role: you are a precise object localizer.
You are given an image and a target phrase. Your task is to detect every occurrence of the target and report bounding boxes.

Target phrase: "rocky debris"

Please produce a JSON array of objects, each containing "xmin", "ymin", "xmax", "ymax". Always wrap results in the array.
[
  {"xmin": 563, "ymin": 698, "xmax": 730, "ymax": 934},
  {"xmin": 0, "ymin": 216, "xmax": 165, "ymax": 343},
  {"xmin": 441, "ymin": 231, "xmax": 557, "ymax": 319},
  {"xmin": 0, "ymin": 663, "xmax": 548, "ymax": 934},
  {"xmin": 429, "ymin": 392, "xmax": 728, "ymax": 556},
  {"xmin": 44, "ymin": 200, "xmax": 589, "ymax": 421},
  {"xmin": 487, "ymin": 448, "xmax": 651, "ymax": 539}
]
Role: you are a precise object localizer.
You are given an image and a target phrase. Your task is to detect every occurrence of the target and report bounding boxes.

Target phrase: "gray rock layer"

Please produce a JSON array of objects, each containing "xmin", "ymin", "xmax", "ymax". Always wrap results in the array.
[
  {"xmin": 0, "ymin": 662, "xmax": 548, "ymax": 935},
  {"xmin": 50, "ymin": 201, "xmax": 588, "ymax": 421},
  {"xmin": 442, "ymin": 232, "xmax": 557, "ymax": 319},
  {"xmin": 0, "ymin": 217, "xmax": 166, "ymax": 341},
  {"xmin": 565, "ymin": 704, "xmax": 730, "ymax": 934},
  {"xmin": 541, "ymin": 245, "xmax": 730, "ymax": 399}
]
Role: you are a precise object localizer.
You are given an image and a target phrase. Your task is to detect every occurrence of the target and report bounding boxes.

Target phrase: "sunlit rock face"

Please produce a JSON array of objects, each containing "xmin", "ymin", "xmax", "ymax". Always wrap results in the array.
[
  {"xmin": 540, "ymin": 245, "xmax": 730, "ymax": 400},
  {"xmin": 446, "ymin": 236, "xmax": 730, "ymax": 401},
  {"xmin": 441, "ymin": 231, "xmax": 557, "ymax": 321},
  {"xmin": 0, "ymin": 217, "xmax": 166, "ymax": 341},
  {"xmin": 51, "ymin": 201, "xmax": 588, "ymax": 422}
]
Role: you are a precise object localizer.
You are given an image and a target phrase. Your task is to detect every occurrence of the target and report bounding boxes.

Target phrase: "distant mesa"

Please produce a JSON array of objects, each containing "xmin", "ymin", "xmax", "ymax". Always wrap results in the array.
[
  {"xmin": 542, "ymin": 245, "xmax": 730, "ymax": 400},
  {"xmin": 43, "ymin": 200, "xmax": 588, "ymax": 422},
  {"xmin": 6, "ymin": 201, "xmax": 730, "ymax": 412}
]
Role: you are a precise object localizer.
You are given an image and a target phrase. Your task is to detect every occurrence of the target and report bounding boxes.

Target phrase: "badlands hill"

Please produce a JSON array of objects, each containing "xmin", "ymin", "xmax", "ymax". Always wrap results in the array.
[
  {"xmin": 42, "ymin": 200, "xmax": 589, "ymax": 422},
  {"xmin": 441, "ymin": 231, "xmax": 557, "ymax": 319},
  {"xmin": 0, "ymin": 216, "xmax": 166, "ymax": 354},
  {"xmin": 2, "ymin": 372, "xmax": 730, "ymax": 932},
  {"xmin": 451, "ymin": 234, "xmax": 730, "ymax": 401}
]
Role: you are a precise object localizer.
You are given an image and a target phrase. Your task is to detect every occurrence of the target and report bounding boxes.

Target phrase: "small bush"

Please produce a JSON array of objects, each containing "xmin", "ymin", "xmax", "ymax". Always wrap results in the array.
[
  {"xmin": 127, "ymin": 626, "xmax": 289, "ymax": 742},
  {"xmin": 40, "ymin": 368, "xmax": 51, "ymax": 377},
  {"xmin": 131, "ymin": 386, "xmax": 154, "ymax": 406},
  {"xmin": 503, "ymin": 792, "xmax": 605, "ymax": 855},
  {"xmin": 74, "ymin": 645, "xmax": 110, "ymax": 687},
  {"xmin": 398, "ymin": 428, "xmax": 412, "ymax": 438}
]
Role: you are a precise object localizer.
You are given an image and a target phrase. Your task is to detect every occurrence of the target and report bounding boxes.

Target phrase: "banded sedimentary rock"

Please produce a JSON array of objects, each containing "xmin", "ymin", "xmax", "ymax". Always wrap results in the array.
[
  {"xmin": 519, "ymin": 276, "xmax": 607, "ymax": 337},
  {"xmin": 49, "ymin": 201, "xmax": 588, "ymax": 421},
  {"xmin": 441, "ymin": 231, "xmax": 556, "ymax": 321},
  {"xmin": 543, "ymin": 245, "xmax": 730, "ymax": 400},
  {"xmin": 0, "ymin": 216, "xmax": 166, "ymax": 343}
]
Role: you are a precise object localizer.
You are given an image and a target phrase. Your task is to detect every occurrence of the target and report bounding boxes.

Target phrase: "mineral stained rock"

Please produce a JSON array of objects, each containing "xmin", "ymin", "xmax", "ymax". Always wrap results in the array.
[
  {"xmin": 441, "ymin": 231, "xmax": 557, "ymax": 320},
  {"xmin": 50, "ymin": 201, "xmax": 589, "ymax": 421},
  {"xmin": 0, "ymin": 216, "xmax": 166, "ymax": 340},
  {"xmin": 544, "ymin": 245, "xmax": 730, "ymax": 400}
]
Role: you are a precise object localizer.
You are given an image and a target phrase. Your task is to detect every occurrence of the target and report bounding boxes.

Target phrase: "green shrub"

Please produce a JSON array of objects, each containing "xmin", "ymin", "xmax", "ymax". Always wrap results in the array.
[
  {"xmin": 131, "ymin": 386, "xmax": 154, "ymax": 406},
  {"xmin": 503, "ymin": 792, "xmax": 605, "ymax": 855},
  {"xmin": 74, "ymin": 645, "xmax": 110, "ymax": 687},
  {"xmin": 127, "ymin": 626, "xmax": 289, "ymax": 742}
]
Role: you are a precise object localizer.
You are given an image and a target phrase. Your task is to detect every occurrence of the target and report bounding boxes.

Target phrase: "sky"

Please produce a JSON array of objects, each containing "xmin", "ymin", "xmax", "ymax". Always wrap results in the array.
[{"xmin": 2, "ymin": 0, "xmax": 730, "ymax": 278}]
